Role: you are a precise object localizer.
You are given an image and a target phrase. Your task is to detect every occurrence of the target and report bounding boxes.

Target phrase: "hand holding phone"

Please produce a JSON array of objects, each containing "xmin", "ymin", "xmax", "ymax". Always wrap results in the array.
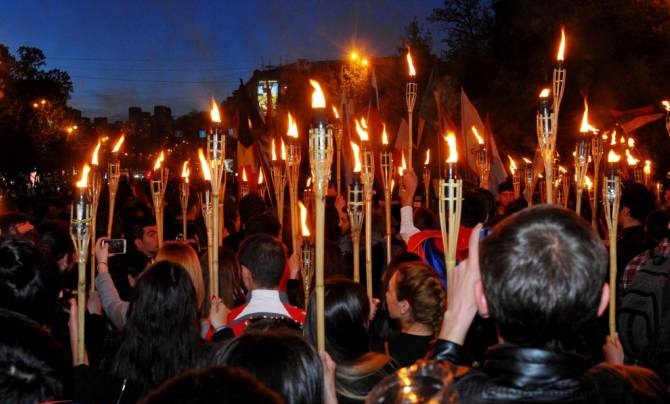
[{"xmin": 104, "ymin": 239, "xmax": 127, "ymax": 254}]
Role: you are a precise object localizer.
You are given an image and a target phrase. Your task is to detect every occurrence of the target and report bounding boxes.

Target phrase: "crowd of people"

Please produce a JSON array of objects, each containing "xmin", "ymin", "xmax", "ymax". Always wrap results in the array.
[{"xmin": 2, "ymin": 170, "xmax": 670, "ymax": 403}]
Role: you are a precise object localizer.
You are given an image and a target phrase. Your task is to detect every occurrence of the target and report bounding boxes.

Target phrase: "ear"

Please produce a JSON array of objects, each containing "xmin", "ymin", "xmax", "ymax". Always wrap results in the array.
[
  {"xmin": 620, "ymin": 206, "xmax": 631, "ymax": 217},
  {"xmin": 134, "ymin": 238, "xmax": 143, "ymax": 250},
  {"xmin": 241, "ymin": 265, "xmax": 253, "ymax": 290},
  {"xmin": 597, "ymin": 283, "xmax": 610, "ymax": 317},
  {"xmin": 475, "ymin": 280, "xmax": 490, "ymax": 318}
]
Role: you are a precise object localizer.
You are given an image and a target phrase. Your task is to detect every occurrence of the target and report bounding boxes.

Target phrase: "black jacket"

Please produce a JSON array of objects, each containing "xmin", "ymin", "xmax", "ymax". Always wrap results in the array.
[{"xmin": 432, "ymin": 340, "xmax": 669, "ymax": 403}]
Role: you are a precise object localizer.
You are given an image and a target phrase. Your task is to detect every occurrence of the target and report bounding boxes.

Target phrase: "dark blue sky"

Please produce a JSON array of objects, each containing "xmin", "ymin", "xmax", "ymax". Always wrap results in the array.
[{"xmin": 1, "ymin": 0, "xmax": 443, "ymax": 120}]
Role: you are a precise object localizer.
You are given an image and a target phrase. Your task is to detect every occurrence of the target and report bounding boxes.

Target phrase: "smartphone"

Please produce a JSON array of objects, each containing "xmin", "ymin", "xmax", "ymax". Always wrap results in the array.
[{"xmin": 104, "ymin": 238, "xmax": 127, "ymax": 254}]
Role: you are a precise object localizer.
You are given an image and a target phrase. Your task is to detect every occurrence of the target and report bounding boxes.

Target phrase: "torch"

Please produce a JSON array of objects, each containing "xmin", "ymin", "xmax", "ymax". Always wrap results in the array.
[
  {"xmin": 356, "ymin": 118, "xmax": 375, "ymax": 299},
  {"xmin": 627, "ymin": 150, "xmax": 642, "ymax": 185},
  {"xmin": 398, "ymin": 151, "xmax": 407, "ymax": 201},
  {"xmin": 333, "ymin": 106, "xmax": 343, "ymax": 195},
  {"xmin": 198, "ymin": 149, "xmax": 215, "ymax": 296},
  {"xmin": 508, "ymin": 155, "xmax": 520, "ymax": 199},
  {"xmin": 286, "ymin": 112, "xmax": 302, "ymax": 260},
  {"xmin": 522, "ymin": 157, "xmax": 535, "ymax": 206},
  {"xmin": 575, "ymin": 99, "xmax": 594, "ymax": 215},
  {"xmin": 405, "ymin": 48, "xmax": 417, "ymax": 170},
  {"xmin": 379, "ymin": 124, "xmax": 394, "ymax": 264},
  {"xmin": 207, "ymin": 98, "xmax": 226, "ymax": 297},
  {"xmin": 270, "ymin": 137, "xmax": 287, "ymax": 228},
  {"xmin": 438, "ymin": 133, "xmax": 463, "ymax": 284},
  {"xmin": 348, "ymin": 141, "xmax": 364, "ymax": 284},
  {"xmin": 151, "ymin": 151, "xmax": 168, "ymax": 247},
  {"xmin": 304, "ymin": 176, "xmax": 313, "ymax": 213},
  {"xmin": 308, "ymin": 79, "xmax": 333, "ymax": 352},
  {"xmin": 240, "ymin": 166, "xmax": 249, "ymax": 198},
  {"xmin": 557, "ymin": 165, "xmax": 569, "ymax": 209},
  {"xmin": 591, "ymin": 133, "xmax": 605, "ymax": 228},
  {"xmin": 644, "ymin": 160, "xmax": 652, "ymax": 188},
  {"xmin": 299, "ymin": 201, "xmax": 314, "ymax": 309},
  {"xmin": 257, "ymin": 168, "xmax": 267, "ymax": 200},
  {"xmin": 603, "ymin": 150, "xmax": 622, "ymax": 337},
  {"xmin": 423, "ymin": 150, "xmax": 431, "ymax": 208},
  {"xmin": 107, "ymin": 134, "xmax": 124, "ymax": 236},
  {"xmin": 70, "ymin": 164, "xmax": 92, "ymax": 365},
  {"xmin": 180, "ymin": 161, "xmax": 190, "ymax": 240},
  {"xmin": 472, "ymin": 126, "xmax": 490, "ymax": 190},
  {"xmin": 89, "ymin": 142, "xmax": 102, "ymax": 291}
]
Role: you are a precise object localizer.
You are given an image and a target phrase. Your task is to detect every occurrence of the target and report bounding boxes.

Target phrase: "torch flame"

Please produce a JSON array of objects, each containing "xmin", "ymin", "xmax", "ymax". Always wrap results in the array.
[
  {"xmin": 91, "ymin": 141, "xmax": 101, "ymax": 165},
  {"xmin": 539, "ymin": 88, "xmax": 550, "ymax": 98},
  {"xmin": 559, "ymin": 166, "xmax": 567, "ymax": 174},
  {"xmin": 644, "ymin": 160, "xmax": 651, "ymax": 175},
  {"xmin": 522, "ymin": 157, "xmax": 533, "ymax": 164},
  {"xmin": 444, "ymin": 132, "xmax": 458, "ymax": 163},
  {"xmin": 472, "ymin": 126, "xmax": 484, "ymax": 144},
  {"xmin": 399, "ymin": 151, "xmax": 407, "ymax": 176},
  {"xmin": 610, "ymin": 130, "xmax": 617, "ymax": 146},
  {"xmin": 382, "ymin": 123, "xmax": 389, "ymax": 145},
  {"xmin": 663, "ymin": 100, "xmax": 670, "ymax": 112},
  {"xmin": 210, "ymin": 97, "xmax": 221, "ymax": 123},
  {"xmin": 309, "ymin": 79, "xmax": 326, "ymax": 109},
  {"xmin": 608, "ymin": 150, "xmax": 621, "ymax": 163},
  {"xmin": 287, "ymin": 113, "xmax": 299, "ymax": 138},
  {"xmin": 299, "ymin": 201, "xmax": 310, "ymax": 237},
  {"xmin": 76, "ymin": 164, "xmax": 90, "ymax": 188},
  {"xmin": 241, "ymin": 166, "xmax": 248, "ymax": 182},
  {"xmin": 625, "ymin": 149, "xmax": 639, "ymax": 166},
  {"xmin": 406, "ymin": 48, "xmax": 416, "ymax": 77},
  {"xmin": 198, "ymin": 148, "xmax": 211, "ymax": 181},
  {"xmin": 153, "ymin": 151, "xmax": 165, "ymax": 171},
  {"xmin": 355, "ymin": 118, "xmax": 369, "ymax": 142},
  {"xmin": 351, "ymin": 142, "xmax": 362, "ymax": 173},
  {"xmin": 425, "ymin": 149, "xmax": 430, "ymax": 165},
  {"xmin": 281, "ymin": 138, "xmax": 287, "ymax": 161},
  {"xmin": 585, "ymin": 175, "xmax": 592, "ymax": 190},
  {"xmin": 627, "ymin": 138, "xmax": 635, "ymax": 148},
  {"xmin": 579, "ymin": 97, "xmax": 598, "ymax": 133},
  {"xmin": 507, "ymin": 155, "xmax": 517, "ymax": 174},
  {"xmin": 306, "ymin": 177, "xmax": 312, "ymax": 187},
  {"xmin": 271, "ymin": 138, "xmax": 277, "ymax": 161},
  {"xmin": 112, "ymin": 134, "xmax": 125, "ymax": 153},
  {"xmin": 258, "ymin": 169, "xmax": 264, "ymax": 184},
  {"xmin": 181, "ymin": 161, "xmax": 190, "ymax": 183},
  {"xmin": 332, "ymin": 106, "xmax": 340, "ymax": 119},
  {"xmin": 556, "ymin": 27, "xmax": 566, "ymax": 62}
]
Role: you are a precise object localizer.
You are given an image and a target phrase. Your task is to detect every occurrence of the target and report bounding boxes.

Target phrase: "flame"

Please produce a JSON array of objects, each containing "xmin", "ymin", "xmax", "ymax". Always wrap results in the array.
[
  {"xmin": 382, "ymin": 123, "xmax": 388, "ymax": 145},
  {"xmin": 406, "ymin": 49, "xmax": 416, "ymax": 77},
  {"xmin": 306, "ymin": 177, "xmax": 312, "ymax": 187},
  {"xmin": 425, "ymin": 149, "xmax": 430, "ymax": 165},
  {"xmin": 309, "ymin": 79, "xmax": 326, "ymax": 108},
  {"xmin": 258, "ymin": 169, "xmax": 264, "ymax": 184},
  {"xmin": 556, "ymin": 27, "xmax": 566, "ymax": 61},
  {"xmin": 663, "ymin": 100, "xmax": 670, "ymax": 112},
  {"xmin": 76, "ymin": 164, "xmax": 90, "ymax": 188},
  {"xmin": 299, "ymin": 201, "xmax": 310, "ymax": 237},
  {"xmin": 539, "ymin": 88, "xmax": 550, "ymax": 98},
  {"xmin": 181, "ymin": 161, "xmax": 190, "ymax": 183},
  {"xmin": 198, "ymin": 148, "xmax": 211, "ymax": 181},
  {"xmin": 507, "ymin": 155, "xmax": 517, "ymax": 174},
  {"xmin": 153, "ymin": 151, "xmax": 165, "ymax": 170},
  {"xmin": 332, "ymin": 106, "xmax": 340, "ymax": 119},
  {"xmin": 361, "ymin": 117, "xmax": 368, "ymax": 129},
  {"xmin": 585, "ymin": 175, "xmax": 592, "ymax": 190},
  {"xmin": 399, "ymin": 151, "xmax": 407, "ymax": 176},
  {"xmin": 355, "ymin": 118, "xmax": 369, "ymax": 142},
  {"xmin": 112, "ymin": 134, "xmax": 125, "ymax": 153},
  {"xmin": 210, "ymin": 98, "xmax": 221, "ymax": 123},
  {"xmin": 559, "ymin": 166, "xmax": 567, "ymax": 174},
  {"xmin": 610, "ymin": 130, "xmax": 617, "ymax": 146},
  {"xmin": 241, "ymin": 166, "xmax": 248, "ymax": 182},
  {"xmin": 608, "ymin": 150, "xmax": 621, "ymax": 163},
  {"xmin": 627, "ymin": 138, "xmax": 635, "ymax": 148},
  {"xmin": 522, "ymin": 157, "xmax": 533, "ymax": 164},
  {"xmin": 579, "ymin": 98, "xmax": 598, "ymax": 133},
  {"xmin": 287, "ymin": 113, "xmax": 298, "ymax": 138},
  {"xmin": 625, "ymin": 149, "xmax": 639, "ymax": 166},
  {"xmin": 444, "ymin": 132, "xmax": 458, "ymax": 163},
  {"xmin": 644, "ymin": 160, "xmax": 651, "ymax": 175},
  {"xmin": 91, "ymin": 141, "xmax": 101, "ymax": 166},
  {"xmin": 271, "ymin": 138, "xmax": 277, "ymax": 161},
  {"xmin": 472, "ymin": 126, "xmax": 484, "ymax": 144},
  {"xmin": 351, "ymin": 142, "xmax": 362, "ymax": 173},
  {"xmin": 281, "ymin": 138, "xmax": 287, "ymax": 160}
]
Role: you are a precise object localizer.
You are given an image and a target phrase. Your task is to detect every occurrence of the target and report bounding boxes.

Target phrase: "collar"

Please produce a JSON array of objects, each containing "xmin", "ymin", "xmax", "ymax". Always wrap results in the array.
[{"xmin": 248, "ymin": 289, "xmax": 289, "ymax": 304}]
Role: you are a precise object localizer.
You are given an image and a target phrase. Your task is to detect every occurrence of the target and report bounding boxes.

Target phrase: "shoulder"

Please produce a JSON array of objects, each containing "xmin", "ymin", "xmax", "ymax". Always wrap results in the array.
[
  {"xmin": 282, "ymin": 303, "xmax": 306, "ymax": 323},
  {"xmin": 587, "ymin": 364, "xmax": 670, "ymax": 402}
]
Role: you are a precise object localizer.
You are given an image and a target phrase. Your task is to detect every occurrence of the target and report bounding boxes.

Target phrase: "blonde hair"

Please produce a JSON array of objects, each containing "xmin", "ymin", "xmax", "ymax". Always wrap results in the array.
[
  {"xmin": 155, "ymin": 241, "xmax": 205, "ymax": 311},
  {"xmin": 395, "ymin": 261, "xmax": 446, "ymax": 336}
]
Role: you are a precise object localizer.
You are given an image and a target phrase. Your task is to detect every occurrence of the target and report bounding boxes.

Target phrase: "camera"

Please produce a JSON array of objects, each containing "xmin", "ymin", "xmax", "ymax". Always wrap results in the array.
[{"xmin": 104, "ymin": 238, "xmax": 127, "ymax": 254}]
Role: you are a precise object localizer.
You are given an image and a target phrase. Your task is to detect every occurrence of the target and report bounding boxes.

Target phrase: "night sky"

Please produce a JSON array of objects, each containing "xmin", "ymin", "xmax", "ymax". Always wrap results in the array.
[{"xmin": 1, "ymin": 0, "xmax": 443, "ymax": 120}]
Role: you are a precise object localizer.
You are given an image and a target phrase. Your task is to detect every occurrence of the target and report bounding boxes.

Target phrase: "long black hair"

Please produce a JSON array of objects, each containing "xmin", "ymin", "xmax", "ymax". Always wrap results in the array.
[{"xmin": 103, "ymin": 261, "xmax": 205, "ymax": 397}]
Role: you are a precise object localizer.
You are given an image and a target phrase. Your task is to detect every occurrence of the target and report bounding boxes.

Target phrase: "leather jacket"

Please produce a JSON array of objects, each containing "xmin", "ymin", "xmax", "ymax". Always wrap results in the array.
[{"xmin": 431, "ymin": 340, "xmax": 669, "ymax": 403}]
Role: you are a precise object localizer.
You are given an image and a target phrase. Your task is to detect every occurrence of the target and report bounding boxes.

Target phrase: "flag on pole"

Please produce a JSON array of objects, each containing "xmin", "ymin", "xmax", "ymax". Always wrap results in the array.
[{"xmin": 610, "ymin": 105, "xmax": 664, "ymax": 134}]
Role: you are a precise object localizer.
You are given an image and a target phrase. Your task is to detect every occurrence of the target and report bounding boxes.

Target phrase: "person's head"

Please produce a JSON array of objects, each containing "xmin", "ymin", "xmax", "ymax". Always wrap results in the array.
[
  {"xmin": 245, "ymin": 212, "xmax": 281, "ymax": 238},
  {"xmin": 645, "ymin": 209, "xmax": 670, "ymax": 241},
  {"xmin": 0, "ymin": 309, "xmax": 71, "ymax": 403},
  {"xmin": 386, "ymin": 262, "xmax": 445, "ymax": 335},
  {"xmin": 325, "ymin": 205, "xmax": 343, "ymax": 242},
  {"xmin": 619, "ymin": 182, "xmax": 655, "ymax": 226},
  {"xmin": 0, "ymin": 212, "xmax": 34, "ymax": 239},
  {"xmin": 38, "ymin": 220, "xmax": 75, "ymax": 272},
  {"xmin": 238, "ymin": 234, "xmax": 286, "ymax": 290},
  {"xmin": 156, "ymin": 241, "xmax": 205, "ymax": 311},
  {"xmin": 414, "ymin": 207, "xmax": 439, "ymax": 231},
  {"xmin": 461, "ymin": 191, "xmax": 491, "ymax": 228},
  {"xmin": 139, "ymin": 366, "xmax": 282, "ymax": 404},
  {"xmin": 126, "ymin": 217, "xmax": 159, "ymax": 257},
  {"xmin": 215, "ymin": 331, "xmax": 322, "ymax": 404},
  {"xmin": 239, "ymin": 192, "xmax": 267, "ymax": 228},
  {"xmin": 497, "ymin": 181, "xmax": 515, "ymax": 210},
  {"xmin": 478, "ymin": 205, "xmax": 608, "ymax": 348},
  {"xmin": 305, "ymin": 278, "xmax": 370, "ymax": 362},
  {"xmin": 0, "ymin": 239, "xmax": 60, "ymax": 325}
]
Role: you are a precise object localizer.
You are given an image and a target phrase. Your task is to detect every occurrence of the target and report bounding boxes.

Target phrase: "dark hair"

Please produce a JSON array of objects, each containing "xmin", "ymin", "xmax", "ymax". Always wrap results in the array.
[
  {"xmin": 325, "ymin": 204, "xmax": 342, "ymax": 242},
  {"xmin": 620, "ymin": 181, "xmax": 655, "ymax": 222},
  {"xmin": 0, "ymin": 212, "xmax": 32, "ymax": 237},
  {"xmin": 245, "ymin": 212, "xmax": 281, "ymax": 238},
  {"xmin": 0, "ymin": 309, "xmax": 71, "ymax": 403},
  {"xmin": 480, "ymin": 205, "xmax": 607, "ymax": 348},
  {"xmin": 239, "ymin": 192, "xmax": 266, "ymax": 226},
  {"xmin": 497, "ymin": 180, "xmax": 514, "ymax": 193},
  {"xmin": 38, "ymin": 220, "xmax": 75, "ymax": 260},
  {"xmin": 646, "ymin": 209, "xmax": 670, "ymax": 241},
  {"xmin": 395, "ymin": 262, "xmax": 446, "ymax": 335},
  {"xmin": 104, "ymin": 261, "xmax": 204, "ymax": 397},
  {"xmin": 215, "ymin": 331, "xmax": 322, "ymax": 404},
  {"xmin": 139, "ymin": 366, "xmax": 282, "ymax": 404},
  {"xmin": 238, "ymin": 234, "xmax": 286, "ymax": 288},
  {"xmin": 461, "ymin": 191, "xmax": 491, "ymax": 227},
  {"xmin": 413, "ymin": 208, "xmax": 438, "ymax": 231},
  {"xmin": 125, "ymin": 216, "xmax": 157, "ymax": 245},
  {"xmin": 0, "ymin": 239, "xmax": 60, "ymax": 325}
]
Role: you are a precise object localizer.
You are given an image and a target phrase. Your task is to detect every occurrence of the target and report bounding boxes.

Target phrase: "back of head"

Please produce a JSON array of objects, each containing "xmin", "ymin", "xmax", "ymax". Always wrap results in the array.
[
  {"xmin": 0, "ymin": 239, "xmax": 60, "ymax": 325},
  {"xmin": 156, "ymin": 241, "xmax": 205, "ymax": 311},
  {"xmin": 461, "ymin": 191, "xmax": 490, "ymax": 228},
  {"xmin": 139, "ymin": 367, "xmax": 282, "ymax": 404},
  {"xmin": 239, "ymin": 192, "xmax": 266, "ymax": 226},
  {"xmin": 38, "ymin": 220, "xmax": 74, "ymax": 261},
  {"xmin": 245, "ymin": 212, "xmax": 281, "ymax": 238},
  {"xmin": 238, "ymin": 234, "xmax": 286, "ymax": 289},
  {"xmin": 0, "ymin": 309, "xmax": 71, "ymax": 403},
  {"xmin": 480, "ymin": 205, "xmax": 607, "ymax": 348},
  {"xmin": 497, "ymin": 180, "xmax": 513, "ymax": 194},
  {"xmin": 621, "ymin": 182, "xmax": 655, "ymax": 222},
  {"xmin": 395, "ymin": 262, "xmax": 446, "ymax": 335},
  {"xmin": 413, "ymin": 207, "xmax": 438, "ymax": 231},
  {"xmin": 645, "ymin": 209, "xmax": 670, "ymax": 241},
  {"xmin": 215, "ymin": 331, "xmax": 322, "ymax": 404}
]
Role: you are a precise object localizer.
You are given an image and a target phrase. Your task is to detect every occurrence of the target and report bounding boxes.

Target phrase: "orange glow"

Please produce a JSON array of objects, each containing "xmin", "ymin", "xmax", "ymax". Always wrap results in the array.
[
  {"xmin": 287, "ymin": 113, "xmax": 299, "ymax": 138},
  {"xmin": 210, "ymin": 98, "xmax": 221, "ymax": 123},
  {"xmin": 91, "ymin": 141, "xmax": 101, "ymax": 166},
  {"xmin": 644, "ymin": 160, "xmax": 651, "ymax": 175},
  {"xmin": 76, "ymin": 164, "xmax": 90, "ymax": 188},
  {"xmin": 585, "ymin": 175, "xmax": 593, "ymax": 190},
  {"xmin": 620, "ymin": 135, "xmax": 626, "ymax": 144},
  {"xmin": 350, "ymin": 51, "xmax": 359, "ymax": 61},
  {"xmin": 627, "ymin": 138, "xmax": 635, "ymax": 148},
  {"xmin": 472, "ymin": 126, "xmax": 484, "ymax": 144},
  {"xmin": 406, "ymin": 49, "xmax": 416, "ymax": 77},
  {"xmin": 198, "ymin": 148, "xmax": 212, "ymax": 181},
  {"xmin": 111, "ymin": 134, "xmax": 125, "ymax": 153},
  {"xmin": 281, "ymin": 139, "xmax": 287, "ymax": 161},
  {"xmin": 607, "ymin": 150, "xmax": 621, "ymax": 164},
  {"xmin": 309, "ymin": 79, "xmax": 326, "ymax": 108},
  {"xmin": 351, "ymin": 142, "xmax": 362, "ymax": 173},
  {"xmin": 399, "ymin": 151, "xmax": 407, "ymax": 176},
  {"xmin": 559, "ymin": 166, "xmax": 567, "ymax": 174},
  {"xmin": 299, "ymin": 201, "xmax": 310, "ymax": 237},
  {"xmin": 663, "ymin": 100, "xmax": 670, "ymax": 112},
  {"xmin": 425, "ymin": 149, "xmax": 430, "ymax": 165},
  {"xmin": 241, "ymin": 166, "xmax": 248, "ymax": 182},
  {"xmin": 539, "ymin": 88, "xmax": 550, "ymax": 98},
  {"xmin": 522, "ymin": 157, "xmax": 533, "ymax": 164},
  {"xmin": 507, "ymin": 155, "xmax": 517, "ymax": 175},
  {"xmin": 382, "ymin": 123, "xmax": 389, "ymax": 145},
  {"xmin": 625, "ymin": 149, "xmax": 638, "ymax": 166},
  {"xmin": 556, "ymin": 27, "xmax": 566, "ymax": 62},
  {"xmin": 306, "ymin": 177, "xmax": 312, "ymax": 188},
  {"xmin": 181, "ymin": 161, "xmax": 190, "ymax": 183},
  {"xmin": 332, "ymin": 106, "xmax": 340, "ymax": 119},
  {"xmin": 271, "ymin": 138, "xmax": 277, "ymax": 161},
  {"xmin": 258, "ymin": 169, "xmax": 264, "ymax": 184},
  {"xmin": 444, "ymin": 132, "xmax": 458, "ymax": 163},
  {"xmin": 355, "ymin": 118, "xmax": 369, "ymax": 142},
  {"xmin": 153, "ymin": 151, "xmax": 165, "ymax": 171},
  {"xmin": 610, "ymin": 130, "xmax": 617, "ymax": 146},
  {"xmin": 579, "ymin": 98, "xmax": 598, "ymax": 133}
]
